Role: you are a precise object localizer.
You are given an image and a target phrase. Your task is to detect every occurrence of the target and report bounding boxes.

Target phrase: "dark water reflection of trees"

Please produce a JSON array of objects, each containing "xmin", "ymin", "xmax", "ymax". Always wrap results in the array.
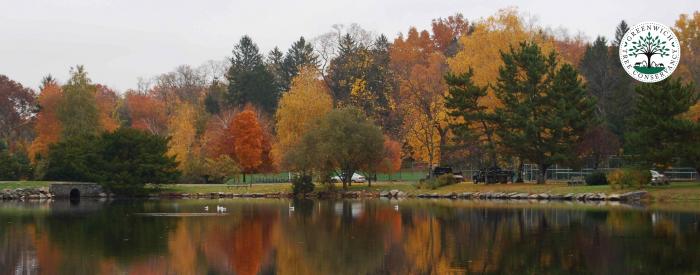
[{"xmin": 1, "ymin": 199, "xmax": 699, "ymax": 274}]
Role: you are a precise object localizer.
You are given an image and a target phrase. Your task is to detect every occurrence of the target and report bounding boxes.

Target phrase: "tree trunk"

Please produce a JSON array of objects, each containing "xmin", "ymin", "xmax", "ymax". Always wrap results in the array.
[
  {"xmin": 646, "ymin": 54, "xmax": 653, "ymax": 68},
  {"xmin": 515, "ymin": 161, "xmax": 524, "ymax": 183},
  {"xmin": 537, "ymin": 163, "xmax": 549, "ymax": 184}
]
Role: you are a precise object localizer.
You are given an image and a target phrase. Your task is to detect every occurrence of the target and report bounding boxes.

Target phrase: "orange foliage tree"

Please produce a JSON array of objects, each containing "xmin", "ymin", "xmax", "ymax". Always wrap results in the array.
[
  {"xmin": 229, "ymin": 105, "xmax": 265, "ymax": 183},
  {"xmin": 29, "ymin": 81, "xmax": 63, "ymax": 161},
  {"xmin": 95, "ymin": 84, "xmax": 120, "ymax": 132},
  {"xmin": 125, "ymin": 92, "xmax": 168, "ymax": 135}
]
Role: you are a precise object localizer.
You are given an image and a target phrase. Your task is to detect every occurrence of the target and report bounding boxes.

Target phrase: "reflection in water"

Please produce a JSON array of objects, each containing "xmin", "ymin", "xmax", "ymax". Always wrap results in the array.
[{"xmin": 1, "ymin": 199, "xmax": 700, "ymax": 274}]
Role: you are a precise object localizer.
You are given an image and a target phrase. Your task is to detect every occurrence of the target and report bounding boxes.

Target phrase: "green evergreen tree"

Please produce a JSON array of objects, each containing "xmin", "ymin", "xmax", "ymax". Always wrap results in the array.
[
  {"xmin": 226, "ymin": 35, "xmax": 278, "ymax": 114},
  {"xmin": 626, "ymin": 78, "xmax": 697, "ymax": 172},
  {"xmin": 610, "ymin": 20, "xmax": 636, "ymax": 138},
  {"xmin": 494, "ymin": 42, "xmax": 595, "ymax": 184},
  {"xmin": 282, "ymin": 36, "xmax": 319, "ymax": 90},
  {"xmin": 444, "ymin": 68, "xmax": 497, "ymax": 167},
  {"xmin": 58, "ymin": 65, "xmax": 101, "ymax": 140}
]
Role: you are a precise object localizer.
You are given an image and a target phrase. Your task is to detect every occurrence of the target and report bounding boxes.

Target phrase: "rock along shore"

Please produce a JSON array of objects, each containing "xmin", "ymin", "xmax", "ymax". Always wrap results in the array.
[{"xmin": 1, "ymin": 188, "xmax": 649, "ymax": 203}]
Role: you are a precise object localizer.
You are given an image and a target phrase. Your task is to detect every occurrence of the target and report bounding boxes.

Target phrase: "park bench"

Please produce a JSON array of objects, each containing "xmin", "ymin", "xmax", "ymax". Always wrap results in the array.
[
  {"xmin": 567, "ymin": 176, "xmax": 585, "ymax": 186},
  {"xmin": 225, "ymin": 178, "xmax": 250, "ymax": 189}
]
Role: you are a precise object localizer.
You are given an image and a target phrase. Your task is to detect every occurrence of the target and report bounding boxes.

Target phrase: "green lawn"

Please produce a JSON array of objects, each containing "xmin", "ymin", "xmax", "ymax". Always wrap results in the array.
[{"xmin": 0, "ymin": 181, "xmax": 50, "ymax": 190}]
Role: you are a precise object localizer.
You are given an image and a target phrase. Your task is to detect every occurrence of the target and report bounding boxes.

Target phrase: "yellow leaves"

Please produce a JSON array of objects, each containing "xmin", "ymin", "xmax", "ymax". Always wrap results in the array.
[
  {"xmin": 168, "ymin": 102, "xmax": 198, "ymax": 172},
  {"xmin": 447, "ymin": 8, "xmax": 557, "ymax": 112},
  {"xmin": 273, "ymin": 67, "xmax": 333, "ymax": 165},
  {"xmin": 686, "ymin": 102, "xmax": 700, "ymax": 122}
]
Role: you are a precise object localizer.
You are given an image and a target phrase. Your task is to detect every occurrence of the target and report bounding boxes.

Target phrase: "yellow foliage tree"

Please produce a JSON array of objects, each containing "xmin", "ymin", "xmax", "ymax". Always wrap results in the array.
[
  {"xmin": 273, "ymin": 67, "xmax": 333, "ymax": 165},
  {"xmin": 447, "ymin": 8, "xmax": 557, "ymax": 111},
  {"xmin": 674, "ymin": 11, "xmax": 700, "ymax": 89},
  {"xmin": 167, "ymin": 102, "xmax": 198, "ymax": 174}
]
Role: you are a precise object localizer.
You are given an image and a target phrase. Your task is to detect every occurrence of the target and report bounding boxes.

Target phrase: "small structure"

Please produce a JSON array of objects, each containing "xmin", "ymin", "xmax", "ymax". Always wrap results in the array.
[{"xmin": 49, "ymin": 182, "xmax": 104, "ymax": 199}]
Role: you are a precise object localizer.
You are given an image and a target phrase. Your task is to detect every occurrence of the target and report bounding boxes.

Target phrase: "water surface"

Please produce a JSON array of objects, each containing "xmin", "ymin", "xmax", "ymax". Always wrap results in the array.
[{"xmin": 1, "ymin": 199, "xmax": 699, "ymax": 274}]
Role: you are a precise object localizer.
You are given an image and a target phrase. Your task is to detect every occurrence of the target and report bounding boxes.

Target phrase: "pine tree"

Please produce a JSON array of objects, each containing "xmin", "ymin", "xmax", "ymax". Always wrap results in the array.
[
  {"xmin": 226, "ymin": 36, "xmax": 278, "ymax": 114},
  {"xmin": 494, "ymin": 42, "xmax": 595, "ymax": 184},
  {"xmin": 281, "ymin": 36, "xmax": 319, "ymax": 90},
  {"xmin": 444, "ymin": 68, "xmax": 497, "ymax": 166},
  {"xmin": 609, "ymin": 20, "xmax": 636, "ymax": 138},
  {"xmin": 626, "ymin": 78, "xmax": 697, "ymax": 171}
]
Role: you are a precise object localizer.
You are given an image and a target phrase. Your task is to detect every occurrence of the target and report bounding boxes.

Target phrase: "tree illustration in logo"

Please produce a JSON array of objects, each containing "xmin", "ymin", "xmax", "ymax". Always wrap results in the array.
[{"xmin": 627, "ymin": 31, "xmax": 670, "ymax": 74}]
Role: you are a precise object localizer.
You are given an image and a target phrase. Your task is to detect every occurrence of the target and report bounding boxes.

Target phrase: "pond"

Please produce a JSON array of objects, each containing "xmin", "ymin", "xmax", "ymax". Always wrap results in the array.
[{"xmin": 1, "ymin": 199, "xmax": 699, "ymax": 274}]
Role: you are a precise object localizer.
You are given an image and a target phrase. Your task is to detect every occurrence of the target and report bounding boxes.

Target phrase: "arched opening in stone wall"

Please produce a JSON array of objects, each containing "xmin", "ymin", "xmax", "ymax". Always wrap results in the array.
[{"xmin": 69, "ymin": 188, "xmax": 80, "ymax": 200}]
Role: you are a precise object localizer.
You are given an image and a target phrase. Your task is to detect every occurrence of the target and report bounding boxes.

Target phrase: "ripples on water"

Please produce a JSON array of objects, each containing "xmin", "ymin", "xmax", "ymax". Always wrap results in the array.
[{"xmin": 1, "ymin": 199, "xmax": 699, "ymax": 274}]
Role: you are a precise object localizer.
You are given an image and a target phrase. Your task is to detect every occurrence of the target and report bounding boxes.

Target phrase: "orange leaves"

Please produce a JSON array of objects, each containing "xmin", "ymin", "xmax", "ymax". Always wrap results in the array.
[
  {"xmin": 230, "ymin": 105, "xmax": 264, "ymax": 173},
  {"xmin": 126, "ymin": 92, "xmax": 168, "ymax": 135},
  {"xmin": 95, "ymin": 84, "xmax": 120, "ymax": 132},
  {"xmin": 378, "ymin": 136, "xmax": 402, "ymax": 173},
  {"xmin": 29, "ymin": 82, "xmax": 63, "ymax": 161}
]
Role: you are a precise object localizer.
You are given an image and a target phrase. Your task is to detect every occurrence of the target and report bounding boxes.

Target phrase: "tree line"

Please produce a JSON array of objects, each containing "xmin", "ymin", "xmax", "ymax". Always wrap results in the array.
[{"xmin": 1, "ymin": 8, "xmax": 699, "ymax": 188}]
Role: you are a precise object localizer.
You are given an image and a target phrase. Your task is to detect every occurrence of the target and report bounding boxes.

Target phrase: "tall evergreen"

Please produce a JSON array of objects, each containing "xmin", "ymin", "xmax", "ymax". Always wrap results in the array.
[
  {"xmin": 226, "ymin": 35, "xmax": 278, "ymax": 114},
  {"xmin": 494, "ymin": 42, "xmax": 595, "ymax": 184},
  {"xmin": 444, "ymin": 68, "xmax": 497, "ymax": 167},
  {"xmin": 281, "ymin": 36, "xmax": 319, "ymax": 91},
  {"xmin": 626, "ymin": 78, "xmax": 697, "ymax": 171},
  {"xmin": 609, "ymin": 20, "xmax": 636, "ymax": 138}
]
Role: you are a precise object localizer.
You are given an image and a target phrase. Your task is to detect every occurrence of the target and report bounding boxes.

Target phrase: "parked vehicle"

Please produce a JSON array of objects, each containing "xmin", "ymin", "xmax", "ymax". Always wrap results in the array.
[
  {"xmin": 426, "ymin": 166, "xmax": 464, "ymax": 181},
  {"xmin": 472, "ymin": 167, "xmax": 514, "ymax": 184},
  {"xmin": 650, "ymin": 170, "xmax": 670, "ymax": 185},
  {"xmin": 331, "ymin": 172, "xmax": 366, "ymax": 183}
]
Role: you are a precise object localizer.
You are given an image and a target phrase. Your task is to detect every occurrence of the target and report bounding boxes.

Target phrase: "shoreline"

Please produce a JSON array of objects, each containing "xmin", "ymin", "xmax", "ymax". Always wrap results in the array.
[{"xmin": 0, "ymin": 186, "xmax": 649, "ymax": 203}]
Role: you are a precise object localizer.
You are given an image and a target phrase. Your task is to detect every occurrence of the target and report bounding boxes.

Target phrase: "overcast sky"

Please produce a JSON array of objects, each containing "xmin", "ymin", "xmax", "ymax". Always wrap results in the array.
[{"xmin": 1, "ymin": 0, "xmax": 697, "ymax": 91}]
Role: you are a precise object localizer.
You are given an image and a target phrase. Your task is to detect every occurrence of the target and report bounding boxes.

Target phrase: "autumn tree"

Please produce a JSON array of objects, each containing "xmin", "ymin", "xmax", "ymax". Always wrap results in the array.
[
  {"xmin": 577, "ymin": 125, "xmax": 620, "ymax": 170},
  {"xmin": 95, "ymin": 84, "xmax": 120, "ymax": 132},
  {"xmin": 0, "ymin": 75, "xmax": 35, "ymax": 152},
  {"xmin": 226, "ymin": 36, "xmax": 278, "ymax": 114},
  {"xmin": 58, "ymin": 65, "xmax": 101, "ymax": 140},
  {"xmin": 274, "ymin": 67, "xmax": 333, "ymax": 165},
  {"xmin": 125, "ymin": 92, "xmax": 168, "ymax": 135},
  {"xmin": 230, "ymin": 105, "xmax": 265, "ymax": 183},
  {"xmin": 430, "ymin": 13, "xmax": 471, "ymax": 56},
  {"xmin": 167, "ymin": 102, "xmax": 198, "ymax": 178},
  {"xmin": 29, "ymin": 78, "xmax": 63, "ymax": 161},
  {"xmin": 398, "ymin": 53, "xmax": 449, "ymax": 174},
  {"xmin": 674, "ymin": 11, "xmax": 700, "ymax": 92},
  {"xmin": 448, "ymin": 8, "xmax": 557, "ymax": 112},
  {"xmin": 493, "ymin": 42, "xmax": 595, "ymax": 184},
  {"xmin": 375, "ymin": 136, "xmax": 402, "ymax": 181}
]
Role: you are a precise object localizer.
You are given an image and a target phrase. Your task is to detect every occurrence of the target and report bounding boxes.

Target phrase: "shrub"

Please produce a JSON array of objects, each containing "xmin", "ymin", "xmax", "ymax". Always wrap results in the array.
[
  {"xmin": 585, "ymin": 171, "xmax": 608, "ymax": 185},
  {"xmin": 416, "ymin": 174, "xmax": 457, "ymax": 190},
  {"xmin": 44, "ymin": 128, "xmax": 180, "ymax": 194},
  {"xmin": 292, "ymin": 175, "xmax": 314, "ymax": 196},
  {"xmin": 608, "ymin": 168, "xmax": 651, "ymax": 190},
  {"xmin": 0, "ymin": 150, "xmax": 33, "ymax": 180}
]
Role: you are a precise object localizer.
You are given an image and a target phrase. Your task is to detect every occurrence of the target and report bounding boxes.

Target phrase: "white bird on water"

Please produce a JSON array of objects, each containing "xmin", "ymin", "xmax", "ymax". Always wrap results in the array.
[
  {"xmin": 394, "ymin": 205, "xmax": 399, "ymax": 211},
  {"xmin": 289, "ymin": 203, "xmax": 295, "ymax": 212},
  {"xmin": 204, "ymin": 206, "xmax": 209, "ymax": 212},
  {"xmin": 216, "ymin": 205, "xmax": 227, "ymax": 213}
]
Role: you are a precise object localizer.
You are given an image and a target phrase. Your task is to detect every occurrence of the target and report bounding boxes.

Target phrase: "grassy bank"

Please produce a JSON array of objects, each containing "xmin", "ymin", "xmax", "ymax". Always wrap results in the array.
[{"xmin": 3, "ymin": 180, "xmax": 700, "ymax": 202}]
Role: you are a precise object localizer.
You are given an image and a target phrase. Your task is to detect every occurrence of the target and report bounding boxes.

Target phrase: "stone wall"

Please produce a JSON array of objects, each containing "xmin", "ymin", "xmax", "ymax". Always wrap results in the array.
[{"xmin": 49, "ymin": 182, "xmax": 104, "ymax": 198}]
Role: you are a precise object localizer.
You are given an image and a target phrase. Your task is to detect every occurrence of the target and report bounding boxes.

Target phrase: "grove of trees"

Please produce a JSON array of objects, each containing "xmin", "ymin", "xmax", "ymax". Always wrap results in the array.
[{"xmin": 1, "ymin": 8, "xmax": 699, "ymax": 188}]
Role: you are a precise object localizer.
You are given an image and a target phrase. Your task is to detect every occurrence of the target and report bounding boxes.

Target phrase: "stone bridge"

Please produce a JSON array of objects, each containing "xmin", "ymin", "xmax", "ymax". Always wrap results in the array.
[{"xmin": 49, "ymin": 182, "xmax": 104, "ymax": 198}]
